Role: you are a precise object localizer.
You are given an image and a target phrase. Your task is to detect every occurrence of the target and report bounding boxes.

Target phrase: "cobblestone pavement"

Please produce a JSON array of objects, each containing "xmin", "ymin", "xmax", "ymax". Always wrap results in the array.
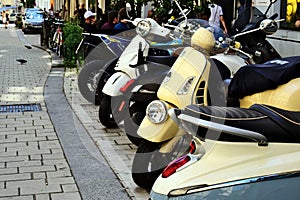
[
  {"xmin": 0, "ymin": 28, "xmax": 81, "ymax": 199},
  {"xmin": 64, "ymin": 65, "xmax": 149, "ymax": 200},
  {"xmin": 0, "ymin": 26, "xmax": 149, "ymax": 199}
]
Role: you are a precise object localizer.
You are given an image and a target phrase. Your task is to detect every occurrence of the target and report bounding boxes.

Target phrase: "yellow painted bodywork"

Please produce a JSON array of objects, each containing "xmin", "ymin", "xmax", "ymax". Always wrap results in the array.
[
  {"xmin": 138, "ymin": 47, "xmax": 211, "ymax": 142},
  {"xmin": 240, "ymin": 78, "xmax": 300, "ymax": 111},
  {"xmin": 152, "ymin": 140, "xmax": 300, "ymax": 195},
  {"xmin": 157, "ymin": 47, "xmax": 210, "ymax": 107}
]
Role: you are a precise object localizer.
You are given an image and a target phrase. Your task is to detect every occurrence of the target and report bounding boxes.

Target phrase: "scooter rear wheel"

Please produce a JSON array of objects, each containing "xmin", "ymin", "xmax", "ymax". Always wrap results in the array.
[
  {"xmin": 99, "ymin": 95, "xmax": 118, "ymax": 128},
  {"xmin": 78, "ymin": 60, "xmax": 106, "ymax": 105}
]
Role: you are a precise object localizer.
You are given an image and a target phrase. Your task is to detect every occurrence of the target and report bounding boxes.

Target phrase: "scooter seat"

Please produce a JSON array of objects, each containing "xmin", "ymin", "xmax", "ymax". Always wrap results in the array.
[{"xmin": 182, "ymin": 104, "xmax": 300, "ymax": 143}]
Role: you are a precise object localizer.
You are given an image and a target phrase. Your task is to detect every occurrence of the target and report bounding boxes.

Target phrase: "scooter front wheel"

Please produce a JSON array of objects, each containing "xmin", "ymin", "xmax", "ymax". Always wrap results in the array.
[
  {"xmin": 123, "ymin": 103, "xmax": 146, "ymax": 146},
  {"xmin": 99, "ymin": 95, "xmax": 118, "ymax": 128},
  {"xmin": 132, "ymin": 136, "xmax": 191, "ymax": 190},
  {"xmin": 132, "ymin": 140, "xmax": 162, "ymax": 190}
]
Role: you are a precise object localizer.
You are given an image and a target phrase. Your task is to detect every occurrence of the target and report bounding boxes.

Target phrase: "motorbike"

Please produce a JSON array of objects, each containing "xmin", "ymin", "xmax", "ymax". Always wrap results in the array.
[
  {"xmin": 99, "ymin": 9, "xmax": 191, "ymax": 128},
  {"xmin": 150, "ymin": 54, "xmax": 300, "ymax": 199},
  {"xmin": 132, "ymin": 0, "xmax": 282, "ymax": 190},
  {"xmin": 76, "ymin": 32, "xmax": 132, "ymax": 105},
  {"xmin": 76, "ymin": 2, "xmax": 136, "ymax": 105}
]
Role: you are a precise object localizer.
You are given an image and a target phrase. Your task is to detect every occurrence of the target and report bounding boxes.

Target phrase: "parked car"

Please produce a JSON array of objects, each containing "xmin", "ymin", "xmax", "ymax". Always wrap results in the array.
[
  {"xmin": 24, "ymin": 8, "xmax": 43, "ymax": 16},
  {"xmin": 22, "ymin": 11, "xmax": 44, "ymax": 34}
]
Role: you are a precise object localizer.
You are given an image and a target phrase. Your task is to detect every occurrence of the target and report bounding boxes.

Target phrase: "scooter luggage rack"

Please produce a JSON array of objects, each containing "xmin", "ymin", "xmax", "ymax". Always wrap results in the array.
[{"xmin": 177, "ymin": 113, "xmax": 268, "ymax": 146}]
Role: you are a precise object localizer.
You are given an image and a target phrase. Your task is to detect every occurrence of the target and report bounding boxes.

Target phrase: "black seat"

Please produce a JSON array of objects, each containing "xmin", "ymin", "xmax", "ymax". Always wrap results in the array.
[{"xmin": 182, "ymin": 104, "xmax": 300, "ymax": 143}]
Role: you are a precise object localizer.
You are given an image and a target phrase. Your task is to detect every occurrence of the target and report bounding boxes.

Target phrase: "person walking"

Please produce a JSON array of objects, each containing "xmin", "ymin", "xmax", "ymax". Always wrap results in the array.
[
  {"xmin": 208, "ymin": 0, "xmax": 228, "ymax": 34},
  {"xmin": 2, "ymin": 11, "xmax": 8, "ymax": 29}
]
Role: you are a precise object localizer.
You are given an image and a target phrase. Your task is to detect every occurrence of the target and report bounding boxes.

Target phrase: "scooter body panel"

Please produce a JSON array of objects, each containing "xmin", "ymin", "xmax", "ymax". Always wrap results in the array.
[
  {"xmin": 151, "ymin": 140, "xmax": 300, "ymax": 197},
  {"xmin": 115, "ymin": 35, "xmax": 149, "ymax": 78},
  {"xmin": 211, "ymin": 53, "xmax": 247, "ymax": 77},
  {"xmin": 157, "ymin": 47, "xmax": 209, "ymax": 107},
  {"xmin": 102, "ymin": 72, "xmax": 131, "ymax": 96},
  {"xmin": 240, "ymin": 78, "xmax": 300, "ymax": 111}
]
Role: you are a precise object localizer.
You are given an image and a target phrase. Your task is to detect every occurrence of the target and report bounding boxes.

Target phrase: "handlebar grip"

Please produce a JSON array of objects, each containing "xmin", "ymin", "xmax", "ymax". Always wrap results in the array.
[{"xmin": 269, "ymin": 13, "xmax": 278, "ymax": 20}]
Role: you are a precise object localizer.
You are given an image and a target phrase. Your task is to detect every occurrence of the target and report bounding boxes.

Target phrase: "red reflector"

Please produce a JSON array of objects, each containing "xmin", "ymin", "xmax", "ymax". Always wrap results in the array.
[
  {"xmin": 120, "ymin": 79, "xmax": 135, "ymax": 93},
  {"xmin": 119, "ymin": 101, "xmax": 126, "ymax": 112},
  {"xmin": 162, "ymin": 155, "xmax": 191, "ymax": 178},
  {"xmin": 189, "ymin": 140, "xmax": 196, "ymax": 154}
]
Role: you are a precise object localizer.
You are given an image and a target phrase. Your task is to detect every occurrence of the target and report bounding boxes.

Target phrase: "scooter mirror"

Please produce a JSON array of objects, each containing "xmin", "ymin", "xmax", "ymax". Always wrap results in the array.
[
  {"xmin": 259, "ymin": 19, "xmax": 278, "ymax": 35},
  {"xmin": 126, "ymin": 3, "xmax": 131, "ymax": 12}
]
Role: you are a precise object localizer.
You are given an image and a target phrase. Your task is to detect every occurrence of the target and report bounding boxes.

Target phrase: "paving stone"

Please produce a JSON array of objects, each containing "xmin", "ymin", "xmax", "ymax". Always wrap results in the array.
[
  {"xmin": 51, "ymin": 192, "xmax": 81, "ymax": 200},
  {"xmin": 19, "ymin": 165, "xmax": 56, "ymax": 174},
  {"xmin": 0, "ymin": 167, "xmax": 18, "ymax": 175},
  {"xmin": 0, "ymin": 173, "xmax": 31, "ymax": 181},
  {"xmin": 0, "ymin": 187, "xmax": 19, "ymax": 197},
  {"xmin": 61, "ymin": 184, "xmax": 79, "ymax": 193},
  {"xmin": 35, "ymin": 193, "xmax": 50, "ymax": 200}
]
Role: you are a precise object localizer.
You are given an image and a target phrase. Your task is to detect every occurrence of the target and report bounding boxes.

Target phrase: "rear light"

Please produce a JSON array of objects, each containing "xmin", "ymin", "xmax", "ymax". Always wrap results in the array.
[
  {"xmin": 120, "ymin": 79, "xmax": 135, "ymax": 93},
  {"xmin": 162, "ymin": 155, "xmax": 191, "ymax": 178},
  {"xmin": 189, "ymin": 140, "xmax": 196, "ymax": 154}
]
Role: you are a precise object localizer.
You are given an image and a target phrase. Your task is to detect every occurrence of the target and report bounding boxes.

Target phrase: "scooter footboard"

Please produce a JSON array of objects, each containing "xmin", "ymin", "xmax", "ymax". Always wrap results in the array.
[{"xmin": 102, "ymin": 72, "xmax": 130, "ymax": 96}]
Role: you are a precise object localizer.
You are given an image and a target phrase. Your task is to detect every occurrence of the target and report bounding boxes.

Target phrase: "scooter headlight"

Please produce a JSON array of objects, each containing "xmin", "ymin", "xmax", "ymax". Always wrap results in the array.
[
  {"xmin": 136, "ymin": 20, "xmax": 151, "ymax": 37},
  {"xmin": 146, "ymin": 100, "xmax": 168, "ymax": 124}
]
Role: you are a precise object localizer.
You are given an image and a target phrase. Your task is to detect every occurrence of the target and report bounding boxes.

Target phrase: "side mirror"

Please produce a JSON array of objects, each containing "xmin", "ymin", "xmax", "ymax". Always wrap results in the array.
[
  {"xmin": 259, "ymin": 19, "xmax": 278, "ymax": 34},
  {"xmin": 126, "ymin": 3, "xmax": 131, "ymax": 12}
]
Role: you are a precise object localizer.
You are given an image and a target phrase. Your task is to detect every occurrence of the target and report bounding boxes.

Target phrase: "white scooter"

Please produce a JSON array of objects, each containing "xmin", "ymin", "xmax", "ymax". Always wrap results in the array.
[{"xmin": 100, "ymin": 1, "xmax": 195, "ymax": 128}]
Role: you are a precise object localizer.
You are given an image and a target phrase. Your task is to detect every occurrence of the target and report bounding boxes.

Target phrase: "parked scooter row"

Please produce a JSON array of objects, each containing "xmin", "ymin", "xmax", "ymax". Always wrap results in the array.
[
  {"xmin": 127, "ymin": 0, "xmax": 283, "ymax": 190},
  {"xmin": 77, "ymin": 0, "xmax": 299, "ymax": 196}
]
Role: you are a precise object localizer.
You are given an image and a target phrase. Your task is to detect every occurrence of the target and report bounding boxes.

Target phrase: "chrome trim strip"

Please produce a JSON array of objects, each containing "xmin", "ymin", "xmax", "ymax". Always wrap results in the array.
[{"xmin": 169, "ymin": 170, "xmax": 300, "ymax": 196}]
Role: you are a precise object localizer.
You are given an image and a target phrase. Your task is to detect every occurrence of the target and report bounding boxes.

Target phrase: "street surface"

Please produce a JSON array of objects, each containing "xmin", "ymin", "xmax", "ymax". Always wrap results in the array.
[{"xmin": 0, "ymin": 25, "xmax": 148, "ymax": 199}]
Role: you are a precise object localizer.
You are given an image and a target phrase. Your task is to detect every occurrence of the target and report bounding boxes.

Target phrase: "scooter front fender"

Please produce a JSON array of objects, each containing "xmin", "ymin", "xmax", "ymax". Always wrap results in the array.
[
  {"xmin": 102, "ymin": 72, "xmax": 130, "ymax": 96},
  {"xmin": 137, "ymin": 115, "xmax": 178, "ymax": 143}
]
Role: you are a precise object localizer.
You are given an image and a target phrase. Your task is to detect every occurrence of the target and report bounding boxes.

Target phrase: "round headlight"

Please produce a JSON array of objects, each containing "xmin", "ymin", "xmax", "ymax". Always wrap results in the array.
[
  {"xmin": 136, "ymin": 20, "xmax": 151, "ymax": 37},
  {"xmin": 146, "ymin": 100, "xmax": 168, "ymax": 124}
]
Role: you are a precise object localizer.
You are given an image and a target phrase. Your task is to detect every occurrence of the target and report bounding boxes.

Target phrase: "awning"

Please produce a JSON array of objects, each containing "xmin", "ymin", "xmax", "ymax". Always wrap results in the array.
[{"xmin": 0, "ymin": 6, "xmax": 17, "ymax": 12}]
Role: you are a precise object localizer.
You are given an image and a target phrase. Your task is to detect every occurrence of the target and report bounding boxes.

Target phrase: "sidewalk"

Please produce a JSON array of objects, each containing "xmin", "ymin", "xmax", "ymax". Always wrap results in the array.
[
  {"xmin": 0, "ymin": 27, "xmax": 81, "ymax": 199},
  {"xmin": 0, "ymin": 26, "xmax": 147, "ymax": 199}
]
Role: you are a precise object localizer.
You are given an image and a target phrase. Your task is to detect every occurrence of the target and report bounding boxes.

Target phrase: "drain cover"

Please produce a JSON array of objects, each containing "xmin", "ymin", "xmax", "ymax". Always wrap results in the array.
[{"xmin": 0, "ymin": 103, "xmax": 42, "ymax": 113}]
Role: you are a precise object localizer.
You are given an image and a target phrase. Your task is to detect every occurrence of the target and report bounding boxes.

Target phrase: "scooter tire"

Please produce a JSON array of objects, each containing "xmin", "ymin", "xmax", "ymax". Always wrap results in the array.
[
  {"xmin": 78, "ymin": 60, "xmax": 106, "ymax": 105},
  {"xmin": 132, "ymin": 136, "xmax": 191, "ymax": 190},
  {"xmin": 123, "ymin": 103, "xmax": 145, "ymax": 146},
  {"xmin": 99, "ymin": 95, "xmax": 118, "ymax": 128},
  {"xmin": 131, "ymin": 140, "xmax": 163, "ymax": 190}
]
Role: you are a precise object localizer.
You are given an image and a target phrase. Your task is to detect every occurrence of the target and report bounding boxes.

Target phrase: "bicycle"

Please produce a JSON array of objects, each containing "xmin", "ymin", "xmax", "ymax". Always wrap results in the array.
[{"xmin": 48, "ymin": 18, "xmax": 64, "ymax": 57}]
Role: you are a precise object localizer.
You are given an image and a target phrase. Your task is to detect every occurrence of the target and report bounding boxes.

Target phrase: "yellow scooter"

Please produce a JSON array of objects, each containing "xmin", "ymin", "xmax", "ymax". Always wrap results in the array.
[
  {"xmin": 150, "ymin": 55, "xmax": 300, "ymax": 200},
  {"xmin": 132, "ymin": 16, "xmax": 281, "ymax": 189}
]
